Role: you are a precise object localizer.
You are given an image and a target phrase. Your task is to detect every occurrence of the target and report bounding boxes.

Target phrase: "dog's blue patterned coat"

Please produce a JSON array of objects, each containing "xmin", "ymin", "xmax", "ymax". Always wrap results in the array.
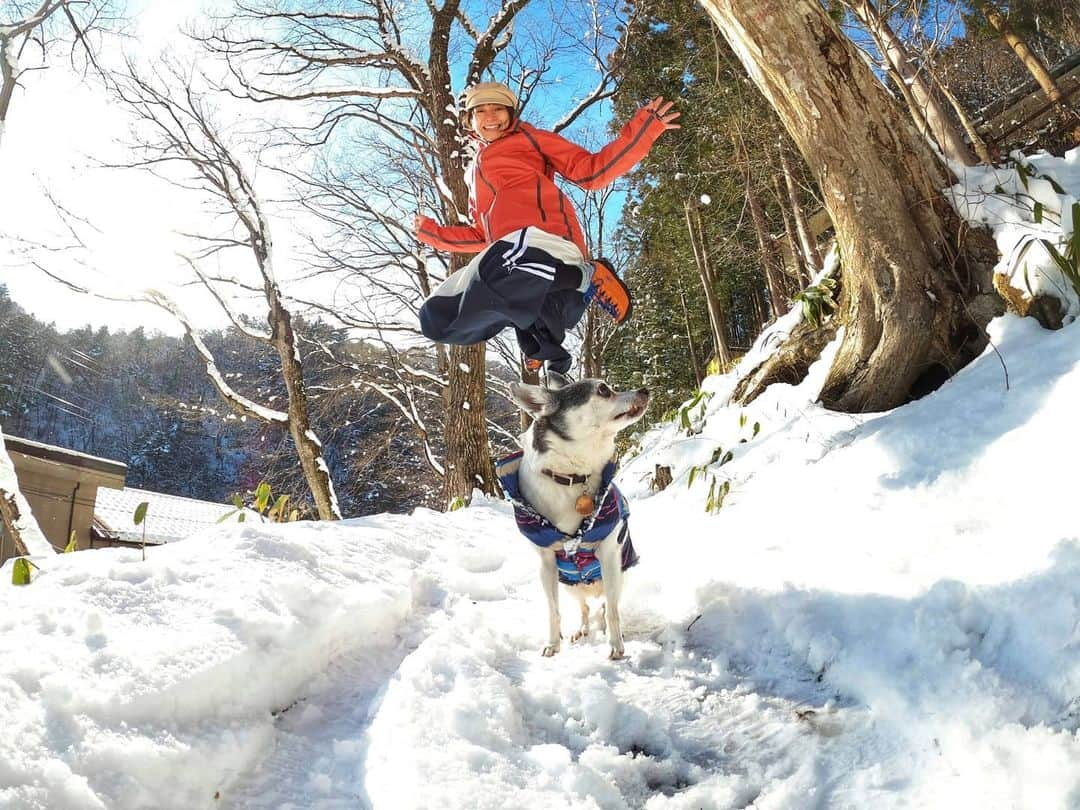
[{"xmin": 496, "ymin": 450, "xmax": 639, "ymax": 585}]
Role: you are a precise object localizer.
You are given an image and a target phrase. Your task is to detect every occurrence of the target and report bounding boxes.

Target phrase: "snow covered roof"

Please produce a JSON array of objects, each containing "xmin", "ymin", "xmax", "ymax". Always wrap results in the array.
[
  {"xmin": 93, "ymin": 486, "xmax": 246, "ymax": 545},
  {"xmin": 2, "ymin": 435, "xmax": 127, "ymax": 481}
]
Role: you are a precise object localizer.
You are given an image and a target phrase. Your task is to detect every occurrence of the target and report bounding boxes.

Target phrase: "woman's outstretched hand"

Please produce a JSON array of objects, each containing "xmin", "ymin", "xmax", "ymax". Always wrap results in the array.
[{"xmin": 643, "ymin": 97, "xmax": 681, "ymax": 130}]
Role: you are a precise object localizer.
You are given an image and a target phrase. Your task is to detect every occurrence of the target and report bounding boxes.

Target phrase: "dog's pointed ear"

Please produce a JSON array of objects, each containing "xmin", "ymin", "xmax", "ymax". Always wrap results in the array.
[
  {"xmin": 510, "ymin": 382, "xmax": 557, "ymax": 416},
  {"xmin": 544, "ymin": 370, "xmax": 572, "ymax": 390}
]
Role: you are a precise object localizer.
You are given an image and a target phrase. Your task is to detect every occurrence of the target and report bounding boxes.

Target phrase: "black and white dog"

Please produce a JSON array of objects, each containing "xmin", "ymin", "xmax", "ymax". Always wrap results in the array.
[{"xmin": 499, "ymin": 372, "xmax": 649, "ymax": 660}]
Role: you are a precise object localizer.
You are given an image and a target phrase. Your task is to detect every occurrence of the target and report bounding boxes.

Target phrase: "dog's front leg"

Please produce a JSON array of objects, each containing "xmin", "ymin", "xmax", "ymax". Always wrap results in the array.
[
  {"xmin": 538, "ymin": 549, "xmax": 561, "ymax": 656},
  {"xmin": 596, "ymin": 531, "xmax": 625, "ymax": 660}
]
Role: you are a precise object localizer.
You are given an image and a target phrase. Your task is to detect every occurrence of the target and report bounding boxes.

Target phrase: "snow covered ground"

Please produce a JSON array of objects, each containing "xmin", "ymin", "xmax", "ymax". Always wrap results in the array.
[{"xmin": 2, "ymin": 152, "xmax": 1079, "ymax": 809}]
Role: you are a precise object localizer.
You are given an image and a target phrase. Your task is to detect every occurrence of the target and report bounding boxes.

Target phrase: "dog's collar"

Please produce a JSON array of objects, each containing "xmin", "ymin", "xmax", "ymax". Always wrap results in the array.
[{"xmin": 540, "ymin": 468, "xmax": 589, "ymax": 486}]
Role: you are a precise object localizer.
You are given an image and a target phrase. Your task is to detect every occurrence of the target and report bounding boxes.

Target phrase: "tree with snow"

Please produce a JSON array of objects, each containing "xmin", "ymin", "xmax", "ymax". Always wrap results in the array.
[
  {"xmin": 697, "ymin": 0, "xmax": 1004, "ymax": 411},
  {"xmin": 200, "ymin": 0, "xmax": 633, "ymax": 507},
  {"xmin": 114, "ymin": 62, "xmax": 342, "ymax": 520},
  {"xmin": 0, "ymin": 0, "xmax": 117, "ymax": 147}
]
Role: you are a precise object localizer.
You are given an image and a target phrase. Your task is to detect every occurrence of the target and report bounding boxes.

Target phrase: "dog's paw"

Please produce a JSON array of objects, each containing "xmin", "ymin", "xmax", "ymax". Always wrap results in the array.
[
  {"xmin": 607, "ymin": 647, "xmax": 625, "ymax": 661},
  {"xmin": 570, "ymin": 629, "xmax": 589, "ymax": 643},
  {"xmin": 541, "ymin": 644, "xmax": 560, "ymax": 657}
]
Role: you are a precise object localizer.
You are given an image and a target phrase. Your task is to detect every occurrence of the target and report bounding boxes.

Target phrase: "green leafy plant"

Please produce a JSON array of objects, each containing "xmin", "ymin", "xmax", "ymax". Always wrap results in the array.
[
  {"xmin": 133, "ymin": 501, "xmax": 149, "ymax": 561},
  {"xmin": 678, "ymin": 389, "xmax": 714, "ymax": 436},
  {"xmin": 63, "ymin": 530, "xmax": 77, "ymax": 553},
  {"xmin": 705, "ymin": 478, "xmax": 731, "ymax": 514},
  {"xmin": 1038, "ymin": 201, "xmax": 1080, "ymax": 298},
  {"xmin": 219, "ymin": 481, "xmax": 300, "ymax": 524},
  {"xmin": 1011, "ymin": 204, "xmax": 1080, "ymax": 301},
  {"xmin": 11, "ymin": 558, "xmax": 38, "ymax": 585},
  {"xmin": 687, "ymin": 443, "xmax": 737, "ymax": 514},
  {"xmin": 1000, "ymin": 159, "xmax": 1067, "ymax": 231},
  {"xmin": 448, "ymin": 495, "xmax": 467, "ymax": 512},
  {"xmin": 685, "ymin": 413, "xmax": 761, "ymax": 515},
  {"xmin": 1012, "ymin": 157, "xmax": 1066, "ymax": 195},
  {"xmin": 737, "ymin": 412, "xmax": 761, "ymax": 443},
  {"xmin": 793, "ymin": 277, "xmax": 837, "ymax": 328}
]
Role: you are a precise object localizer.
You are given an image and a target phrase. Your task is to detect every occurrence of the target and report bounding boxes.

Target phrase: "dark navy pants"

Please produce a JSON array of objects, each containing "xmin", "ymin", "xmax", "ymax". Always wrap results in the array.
[{"xmin": 419, "ymin": 228, "xmax": 589, "ymax": 374}]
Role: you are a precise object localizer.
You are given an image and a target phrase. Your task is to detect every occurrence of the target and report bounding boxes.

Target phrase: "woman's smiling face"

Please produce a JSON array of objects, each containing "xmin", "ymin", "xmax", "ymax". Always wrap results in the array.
[{"xmin": 470, "ymin": 104, "xmax": 512, "ymax": 142}]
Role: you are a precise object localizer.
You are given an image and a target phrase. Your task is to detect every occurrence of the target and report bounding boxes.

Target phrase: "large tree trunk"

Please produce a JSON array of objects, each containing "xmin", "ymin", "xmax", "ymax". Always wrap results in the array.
[
  {"xmin": 849, "ymin": 0, "xmax": 977, "ymax": 166},
  {"xmin": 698, "ymin": 0, "xmax": 1000, "ymax": 412},
  {"xmin": 0, "ymin": 36, "xmax": 15, "ymax": 145},
  {"xmin": 442, "ymin": 343, "xmax": 493, "ymax": 506},
  {"xmin": 429, "ymin": 48, "xmax": 497, "ymax": 507}
]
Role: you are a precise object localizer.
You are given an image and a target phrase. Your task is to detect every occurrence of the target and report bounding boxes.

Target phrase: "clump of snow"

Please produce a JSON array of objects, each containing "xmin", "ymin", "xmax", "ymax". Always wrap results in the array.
[{"xmin": 948, "ymin": 148, "xmax": 1080, "ymax": 322}]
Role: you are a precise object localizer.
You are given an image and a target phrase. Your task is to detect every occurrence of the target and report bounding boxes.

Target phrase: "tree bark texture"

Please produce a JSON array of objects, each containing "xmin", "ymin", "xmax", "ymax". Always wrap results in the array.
[
  {"xmin": 581, "ymin": 308, "xmax": 602, "ymax": 380},
  {"xmin": 266, "ymin": 282, "xmax": 341, "ymax": 521},
  {"xmin": 698, "ymin": 0, "xmax": 999, "ymax": 412},
  {"xmin": 849, "ymin": 0, "xmax": 977, "ymax": 166},
  {"xmin": 442, "ymin": 343, "xmax": 494, "ymax": 506},
  {"xmin": 0, "ymin": 489, "xmax": 31, "ymax": 558}
]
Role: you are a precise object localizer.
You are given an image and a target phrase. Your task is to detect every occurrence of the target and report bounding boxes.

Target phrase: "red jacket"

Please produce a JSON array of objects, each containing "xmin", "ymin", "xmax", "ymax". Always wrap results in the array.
[{"xmin": 417, "ymin": 108, "xmax": 669, "ymax": 259}]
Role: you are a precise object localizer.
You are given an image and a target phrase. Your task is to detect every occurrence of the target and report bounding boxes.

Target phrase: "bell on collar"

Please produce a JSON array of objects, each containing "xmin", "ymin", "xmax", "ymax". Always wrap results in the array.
[{"xmin": 574, "ymin": 494, "xmax": 594, "ymax": 516}]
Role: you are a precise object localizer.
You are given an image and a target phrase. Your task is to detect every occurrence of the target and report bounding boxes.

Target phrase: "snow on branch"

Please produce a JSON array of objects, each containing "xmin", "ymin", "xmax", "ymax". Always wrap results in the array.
[
  {"xmin": 177, "ymin": 255, "xmax": 272, "ymax": 342},
  {"xmin": 465, "ymin": 0, "xmax": 531, "ymax": 85},
  {"xmin": 142, "ymin": 289, "xmax": 289, "ymax": 424},
  {"xmin": 1, "ymin": 0, "xmax": 69, "ymax": 39}
]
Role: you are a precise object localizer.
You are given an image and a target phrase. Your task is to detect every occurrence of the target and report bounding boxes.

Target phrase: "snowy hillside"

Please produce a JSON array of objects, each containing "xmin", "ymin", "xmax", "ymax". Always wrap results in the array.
[{"xmin": 2, "ymin": 150, "xmax": 1080, "ymax": 809}]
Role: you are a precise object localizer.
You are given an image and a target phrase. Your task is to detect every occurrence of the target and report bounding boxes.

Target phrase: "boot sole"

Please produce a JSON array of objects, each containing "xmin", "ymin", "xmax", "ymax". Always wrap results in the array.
[{"xmin": 594, "ymin": 257, "xmax": 633, "ymax": 325}]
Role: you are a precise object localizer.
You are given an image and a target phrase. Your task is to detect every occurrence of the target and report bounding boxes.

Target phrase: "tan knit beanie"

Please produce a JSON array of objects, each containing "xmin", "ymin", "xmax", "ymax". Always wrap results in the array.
[{"xmin": 464, "ymin": 82, "xmax": 518, "ymax": 111}]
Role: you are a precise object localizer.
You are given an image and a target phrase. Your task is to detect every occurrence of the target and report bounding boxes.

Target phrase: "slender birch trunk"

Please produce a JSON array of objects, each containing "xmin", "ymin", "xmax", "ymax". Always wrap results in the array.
[
  {"xmin": 773, "ymin": 175, "xmax": 810, "ymax": 289},
  {"xmin": 779, "ymin": 144, "xmax": 823, "ymax": 272},
  {"xmin": 684, "ymin": 200, "xmax": 732, "ymax": 367},
  {"xmin": 746, "ymin": 178, "xmax": 788, "ymax": 320},
  {"xmin": 929, "ymin": 69, "xmax": 995, "ymax": 164},
  {"xmin": 974, "ymin": 0, "xmax": 1066, "ymax": 107},
  {"xmin": 675, "ymin": 277, "xmax": 703, "ymax": 384}
]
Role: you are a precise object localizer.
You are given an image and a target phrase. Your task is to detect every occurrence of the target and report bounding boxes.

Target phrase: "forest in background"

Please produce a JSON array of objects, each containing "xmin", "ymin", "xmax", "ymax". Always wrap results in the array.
[{"xmin": 0, "ymin": 284, "xmax": 519, "ymax": 516}]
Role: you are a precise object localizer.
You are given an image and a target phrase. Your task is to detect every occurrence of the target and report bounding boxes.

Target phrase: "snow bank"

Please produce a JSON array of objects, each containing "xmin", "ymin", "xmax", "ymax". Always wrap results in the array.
[
  {"xmin": 948, "ymin": 148, "xmax": 1080, "ymax": 323},
  {"xmin": 4, "ymin": 151, "xmax": 1080, "ymax": 808},
  {"xmin": 0, "ymin": 515, "xmax": 428, "ymax": 809}
]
